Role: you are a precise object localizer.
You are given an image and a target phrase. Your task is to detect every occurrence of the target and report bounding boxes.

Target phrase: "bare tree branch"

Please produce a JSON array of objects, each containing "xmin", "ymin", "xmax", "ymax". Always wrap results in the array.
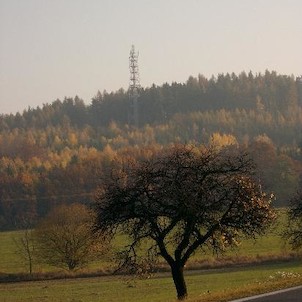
[{"xmin": 94, "ymin": 144, "xmax": 275, "ymax": 300}]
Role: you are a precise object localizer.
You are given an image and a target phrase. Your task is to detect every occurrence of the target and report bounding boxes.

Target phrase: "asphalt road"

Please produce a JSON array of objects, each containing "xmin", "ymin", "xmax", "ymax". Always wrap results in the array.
[{"xmin": 230, "ymin": 286, "xmax": 302, "ymax": 302}]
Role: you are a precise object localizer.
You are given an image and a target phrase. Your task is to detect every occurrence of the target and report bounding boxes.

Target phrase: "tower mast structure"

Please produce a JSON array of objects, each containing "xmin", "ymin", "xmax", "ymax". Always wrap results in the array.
[
  {"xmin": 129, "ymin": 45, "xmax": 141, "ymax": 127},
  {"xmin": 297, "ymin": 75, "xmax": 302, "ymax": 105}
]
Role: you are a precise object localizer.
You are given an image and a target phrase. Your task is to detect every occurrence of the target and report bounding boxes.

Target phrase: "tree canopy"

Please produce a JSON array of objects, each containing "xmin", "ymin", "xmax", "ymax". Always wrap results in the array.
[
  {"xmin": 94, "ymin": 145, "xmax": 276, "ymax": 300},
  {"xmin": 34, "ymin": 203, "xmax": 108, "ymax": 271},
  {"xmin": 284, "ymin": 190, "xmax": 302, "ymax": 250},
  {"xmin": 1, "ymin": 71, "xmax": 301, "ymax": 230}
]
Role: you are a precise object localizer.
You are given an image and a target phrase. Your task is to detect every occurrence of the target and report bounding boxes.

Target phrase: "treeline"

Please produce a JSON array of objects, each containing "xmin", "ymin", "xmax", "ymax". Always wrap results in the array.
[
  {"xmin": 1, "ymin": 71, "xmax": 302, "ymax": 230},
  {"xmin": 1, "ymin": 70, "xmax": 302, "ymax": 130}
]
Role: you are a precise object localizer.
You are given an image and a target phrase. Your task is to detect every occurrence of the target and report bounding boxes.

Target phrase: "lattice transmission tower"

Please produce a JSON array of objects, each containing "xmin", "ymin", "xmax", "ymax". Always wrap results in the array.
[{"xmin": 129, "ymin": 45, "xmax": 141, "ymax": 127}]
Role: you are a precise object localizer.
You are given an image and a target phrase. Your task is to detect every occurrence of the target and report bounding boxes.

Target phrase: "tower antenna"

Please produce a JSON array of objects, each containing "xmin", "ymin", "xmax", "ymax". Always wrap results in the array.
[{"xmin": 129, "ymin": 45, "xmax": 140, "ymax": 127}]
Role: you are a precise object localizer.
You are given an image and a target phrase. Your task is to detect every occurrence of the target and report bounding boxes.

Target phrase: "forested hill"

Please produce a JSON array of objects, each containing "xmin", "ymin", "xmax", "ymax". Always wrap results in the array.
[
  {"xmin": 2, "ymin": 71, "xmax": 302, "ymax": 130},
  {"xmin": 1, "ymin": 70, "xmax": 302, "ymax": 230}
]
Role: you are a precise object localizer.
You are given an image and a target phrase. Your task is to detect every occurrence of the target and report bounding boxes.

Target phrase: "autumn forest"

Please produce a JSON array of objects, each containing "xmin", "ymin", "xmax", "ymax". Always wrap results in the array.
[{"xmin": 1, "ymin": 70, "xmax": 302, "ymax": 230}]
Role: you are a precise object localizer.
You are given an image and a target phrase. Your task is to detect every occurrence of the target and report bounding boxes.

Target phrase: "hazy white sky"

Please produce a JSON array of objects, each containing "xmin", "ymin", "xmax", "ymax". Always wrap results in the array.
[{"xmin": 0, "ymin": 0, "xmax": 301, "ymax": 114}]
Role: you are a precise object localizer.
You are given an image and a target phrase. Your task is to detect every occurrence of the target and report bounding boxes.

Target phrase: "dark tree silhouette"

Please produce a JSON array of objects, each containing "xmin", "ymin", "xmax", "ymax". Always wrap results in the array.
[
  {"xmin": 94, "ymin": 145, "xmax": 275, "ymax": 300},
  {"xmin": 284, "ymin": 190, "xmax": 302, "ymax": 249}
]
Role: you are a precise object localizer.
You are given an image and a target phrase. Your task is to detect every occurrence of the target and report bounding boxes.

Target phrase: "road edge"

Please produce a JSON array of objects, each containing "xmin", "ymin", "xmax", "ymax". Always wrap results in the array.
[{"xmin": 229, "ymin": 285, "xmax": 302, "ymax": 302}]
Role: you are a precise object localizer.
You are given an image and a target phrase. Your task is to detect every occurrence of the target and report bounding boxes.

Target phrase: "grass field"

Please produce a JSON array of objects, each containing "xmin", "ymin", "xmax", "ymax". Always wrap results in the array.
[
  {"xmin": 0, "ymin": 209, "xmax": 292, "ymax": 275},
  {"xmin": 0, "ymin": 261, "xmax": 302, "ymax": 302},
  {"xmin": 0, "ymin": 209, "xmax": 302, "ymax": 301}
]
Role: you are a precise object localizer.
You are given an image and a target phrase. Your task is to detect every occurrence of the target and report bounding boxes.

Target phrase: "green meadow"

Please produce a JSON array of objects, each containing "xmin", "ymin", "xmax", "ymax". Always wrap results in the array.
[
  {"xmin": 0, "ymin": 209, "xmax": 293, "ymax": 275},
  {"xmin": 0, "ymin": 209, "xmax": 301, "ymax": 301},
  {"xmin": 0, "ymin": 261, "xmax": 302, "ymax": 302}
]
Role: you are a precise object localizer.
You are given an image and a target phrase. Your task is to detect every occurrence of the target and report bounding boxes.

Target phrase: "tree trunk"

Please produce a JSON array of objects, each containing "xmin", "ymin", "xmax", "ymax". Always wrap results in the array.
[
  {"xmin": 171, "ymin": 263, "xmax": 187, "ymax": 300},
  {"xmin": 29, "ymin": 256, "xmax": 33, "ymax": 275}
]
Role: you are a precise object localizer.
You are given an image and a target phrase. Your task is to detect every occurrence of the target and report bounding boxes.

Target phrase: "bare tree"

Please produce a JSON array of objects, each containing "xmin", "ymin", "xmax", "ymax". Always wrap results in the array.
[
  {"xmin": 94, "ymin": 145, "xmax": 276, "ymax": 300},
  {"xmin": 34, "ymin": 203, "xmax": 108, "ymax": 271},
  {"xmin": 14, "ymin": 226, "xmax": 35, "ymax": 275}
]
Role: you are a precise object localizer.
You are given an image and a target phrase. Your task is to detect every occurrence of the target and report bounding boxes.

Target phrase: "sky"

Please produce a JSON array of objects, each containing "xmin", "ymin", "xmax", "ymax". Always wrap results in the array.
[{"xmin": 0, "ymin": 0, "xmax": 301, "ymax": 114}]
